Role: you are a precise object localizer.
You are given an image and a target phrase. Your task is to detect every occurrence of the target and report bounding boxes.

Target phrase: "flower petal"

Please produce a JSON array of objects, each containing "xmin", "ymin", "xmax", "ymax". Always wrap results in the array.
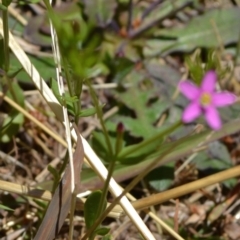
[
  {"xmin": 212, "ymin": 92, "xmax": 236, "ymax": 107},
  {"xmin": 201, "ymin": 70, "xmax": 217, "ymax": 92},
  {"xmin": 182, "ymin": 102, "xmax": 201, "ymax": 123},
  {"xmin": 204, "ymin": 106, "xmax": 221, "ymax": 130},
  {"xmin": 179, "ymin": 81, "xmax": 200, "ymax": 100}
]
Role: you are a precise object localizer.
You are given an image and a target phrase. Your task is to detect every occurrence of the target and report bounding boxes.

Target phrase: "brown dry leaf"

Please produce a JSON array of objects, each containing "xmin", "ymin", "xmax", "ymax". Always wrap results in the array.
[
  {"xmin": 185, "ymin": 204, "xmax": 208, "ymax": 225},
  {"xmin": 34, "ymin": 131, "xmax": 84, "ymax": 240},
  {"xmin": 185, "ymin": 213, "xmax": 201, "ymax": 225}
]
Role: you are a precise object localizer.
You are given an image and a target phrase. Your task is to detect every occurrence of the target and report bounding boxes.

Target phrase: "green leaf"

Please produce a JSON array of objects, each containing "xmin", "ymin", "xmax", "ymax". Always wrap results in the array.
[
  {"xmin": 78, "ymin": 107, "xmax": 97, "ymax": 117},
  {"xmin": 0, "ymin": 3, "xmax": 7, "ymax": 11},
  {"xmin": 50, "ymin": 78, "xmax": 81, "ymax": 116},
  {"xmin": 50, "ymin": 78, "xmax": 63, "ymax": 104},
  {"xmin": 113, "ymin": 59, "xmax": 135, "ymax": 84},
  {"xmin": 102, "ymin": 235, "xmax": 112, "ymax": 240},
  {"xmin": 144, "ymin": 8, "xmax": 240, "ymax": 56},
  {"xmin": 8, "ymin": 82, "xmax": 25, "ymax": 107},
  {"xmin": 83, "ymin": 0, "xmax": 117, "ymax": 27},
  {"xmin": 185, "ymin": 51, "xmax": 205, "ymax": 85},
  {"xmin": 7, "ymin": 67, "xmax": 23, "ymax": 79},
  {"xmin": 145, "ymin": 163, "xmax": 174, "ymax": 191},
  {"xmin": 84, "ymin": 190, "xmax": 104, "ymax": 229},
  {"xmin": 24, "ymin": 3, "xmax": 84, "ymax": 47},
  {"xmin": 0, "ymin": 39, "xmax": 5, "ymax": 69},
  {"xmin": 0, "ymin": 204, "xmax": 13, "ymax": 211},
  {"xmin": 116, "ymin": 140, "xmax": 159, "ymax": 164},
  {"xmin": 0, "ymin": 82, "xmax": 25, "ymax": 143},
  {"xmin": 47, "ymin": 165, "xmax": 60, "ymax": 179},
  {"xmin": 23, "ymin": 16, "xmax": 52, "ymax": 47},
  {"xmin": 193, "ymin": 141, "xmax": 236, "ymax": 188},
  {"xmin": 2, "ymin": 0, "xmax": 12, "ymax": 7},
  {"xmin": 94, "ymin": 227, "xmax": 110, "ymax": 236},
  {"xmin": 113, "ymin": 71, "xmax": 169, "ymax": 138},
  {"xmin": 86, "ymin": 62, "xmax": 109, "ymax": 79},
  {"xmin": 82, "ymin": 119, "xmax": 240, "ymax": 189},
  {"xmin": 104, "ymin": 55, "xmax": 135, "ymax": 84},
  {"xmin": 91, "ymin": 131, "xmax": 123, "ymax": 162},
  {"xmin": 11, "ymin": 55, "xmax": 55, "ymax": 83},
  {"xmin": 194, "ymin": 142, "xmax": 233, "ymax": 171},
  {"xmin": 130, "ymin": 0, "xmax": 194, "ymax": 37},
  {"xmin": 0, "ymin": 112, "xmax": 24, "ymax": 143},
  {"xmin": 117, "ymin": 121, "xmax": 180, "ymax": 164},
  {"xmin": 18, "ymin": 0, "xmax": 41, "ymax": 4},
  {"xmin": 47, "ymin": 165, "xmax": 60, "ymax": 192}
]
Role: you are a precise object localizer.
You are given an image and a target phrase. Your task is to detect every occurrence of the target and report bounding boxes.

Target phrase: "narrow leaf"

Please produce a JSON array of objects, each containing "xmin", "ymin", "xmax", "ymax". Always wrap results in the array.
[
  {"xmin": 144, "ymin": 8, "xmax": 240, "ymax": 56},
  {"xmin": 84, "ymin": 190, "xmax": 103, "ymax": 229},
  {"xmin": 94, "ymin": 227, "xmax": 110, "ymax": 236},
  {"xmin": 0, "ymin": 204, "xmax": 13, "ymax": 211},
  {"xmin": 78, "ymin": 107, "xmax": 97, "ymax": 117},
  {"xmin": 83, "ymin": 0, "xmax": 117, "ymax": 27},
  {"xmin": 34, "ymin": 130, "xmax": 84, "ymax": 240},
  {"xmin": 0, "ymin": 3, "xmax": 7, "ymax": 11}
]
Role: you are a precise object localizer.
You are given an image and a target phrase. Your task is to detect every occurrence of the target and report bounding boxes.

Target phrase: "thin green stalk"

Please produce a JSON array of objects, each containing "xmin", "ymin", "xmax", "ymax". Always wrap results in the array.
[
  {"xmin": 115, "ymin": 123, "xmax": 124, "ymax": 155},
  {"xmin": 86, "ymin": 80, "xmax": 181, "ymax": 238},
  {"xmin": 62, "ymin": 58, "xmax": 80, "ymax": 123},
  {"xmin": 89, "ymin": 108, "xmax": 124, "ymax": 240},
  {"xmin": 94, "ymin": 125, "xmax": 124, "ymax": 223},
  {"xmin": 86, "ymin": 80, "xmax": 114, "ymax": 156},
  {"xmin": 89, "ymin": 158, "xmax": 117, "ymax": 240},
  {"xmin": 2, "ymin": 2, "xmax": 9, "ymax": 73},
  {"xmin": 43, "ymin": 0, "xmax": 81, "ymax": 122},
  {"xmin": 1, "ymin": 2, "xmax": 18, "ymax": 102},
  {"xmin": 86, "ymin": 80, "xmax": 116, "ymax": 237},
  {"xmin": 118, "ymin": 120, "xmax": 182, "ymax": 159},
  {"xmin": 126, "ymin": 0, "xmax": 133, "ymax": 32},
  {"xmin": 82, "ymin": 134, "xmax": 185, "ymax": 240},
  {"xmin": 97, "ymin": 159, "xmax": 116, "ymax": 216}
]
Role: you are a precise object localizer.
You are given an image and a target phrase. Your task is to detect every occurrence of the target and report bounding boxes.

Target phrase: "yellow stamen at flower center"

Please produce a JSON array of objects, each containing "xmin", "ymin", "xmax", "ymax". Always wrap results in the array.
[{"xmin": 200, "ymin": 92, "xmax": 212, "ymax": 106}]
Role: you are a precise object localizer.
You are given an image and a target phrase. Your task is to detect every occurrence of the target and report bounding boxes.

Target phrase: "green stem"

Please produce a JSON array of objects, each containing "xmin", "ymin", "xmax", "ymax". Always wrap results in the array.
[
  {"xmin": 115, "ymin": 123, "xmax": 124, "ymax": 156},
  {"xmin": 86, "ymin": 80, "xmax": 114, "ymax": 157},
  {"xmin": 2, "ymin": 3, "xmax": 9, "ymax": 73},
  {"xmin": 1, "ymin": 1, "xmax": 18, "ymax": 101},
  {"xmin": 86, "ymin": 80, "xmax": 116, "ymax": 237},
  {"xmin": 88, "ymin": 158, "xmax": 117, "ymax": 240},
  {"xmin": 97, "ymin": 159, "xmax": 116, "ymax": 217},
  {"xmin": 118, "ymin": 120, "xmax": 182, "ymax": 159},
  {"xmin": 62, "ymin": 58, "xmax": 80, "ymax": 123},
  {"xmin": 43, "ymin": 0, "xmax": 81, "ymax": 122},
  {"xmin": 82, "ymin": 134, "xmax": 185, "ymax": 240}
]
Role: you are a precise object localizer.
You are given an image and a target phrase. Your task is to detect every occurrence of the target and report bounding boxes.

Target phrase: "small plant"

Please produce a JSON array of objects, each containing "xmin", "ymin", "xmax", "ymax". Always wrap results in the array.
[{"xmin": 0, "ymin": 1, "xmax": 240, "ymax": 240}]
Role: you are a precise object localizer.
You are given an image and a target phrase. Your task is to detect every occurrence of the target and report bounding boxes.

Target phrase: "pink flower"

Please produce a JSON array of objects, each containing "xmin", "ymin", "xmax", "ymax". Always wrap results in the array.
[{"xmin": 179, "ymin": 70, "xmax": 236, "ymax": 130}]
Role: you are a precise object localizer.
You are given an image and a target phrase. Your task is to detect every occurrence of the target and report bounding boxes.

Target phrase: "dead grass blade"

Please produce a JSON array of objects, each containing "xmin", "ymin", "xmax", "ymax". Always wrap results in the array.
[
  {"xmin": 34, "ymin": 130, "xmax": 84, "ymax": 240},
  {"xmin": 132, "ymin": 165, "xmax": 240, "ymax": 211}
]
